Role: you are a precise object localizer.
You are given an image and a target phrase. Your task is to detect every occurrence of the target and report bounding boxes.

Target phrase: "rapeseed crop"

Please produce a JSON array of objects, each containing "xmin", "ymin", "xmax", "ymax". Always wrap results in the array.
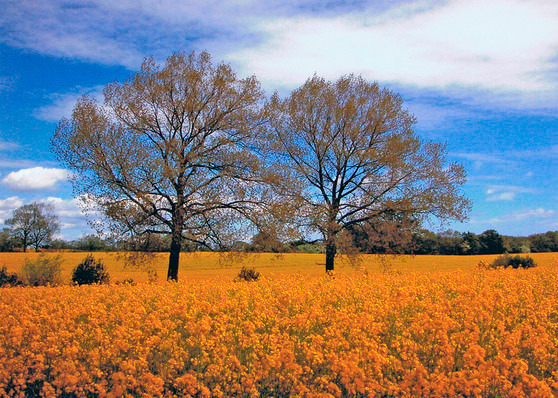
[
  {"xmin": 0, "ymin": 251, "xmax": 555, "ymax": 282},
  {"xmin": 1, "ymin": 262, "xmax": 557, "ymax": 397}
]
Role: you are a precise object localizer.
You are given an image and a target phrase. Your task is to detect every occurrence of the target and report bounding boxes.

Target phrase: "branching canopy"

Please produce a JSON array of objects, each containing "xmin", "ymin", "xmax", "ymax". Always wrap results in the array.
[
  {"xmin": 263, "ymin": 75, "xmax": 471, "ymax": 270},
  {"xmin": 52, "ymin": 52, "xmax": 283, "ymax": 280}
]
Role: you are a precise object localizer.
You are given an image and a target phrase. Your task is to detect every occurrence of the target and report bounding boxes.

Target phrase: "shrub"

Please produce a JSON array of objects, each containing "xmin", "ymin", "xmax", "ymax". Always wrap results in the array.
[
  {"xmin": 477, "ymin": 260, "xmax": 491, "ymax": 269},
  {"xmin": 72, "ymin": 254, "xmax": 110, "ymax": 285},
  {"xmin": 0, "ymin": 266, "xmax": 22, "ymax": 287},
  {"xmin": 115, "ymin": 278, "xmax": 136, "ymax": 286},
  {"xmin": 20, "ymin": 254, "xmax": 64, "ymax": 286},
  {"xmin": 489, "ymin": 254, "xmax": 537, "ymax": 269},
  {"xmin": 235, "ymin": 266, "xmax": 260, "ymax": 282}
]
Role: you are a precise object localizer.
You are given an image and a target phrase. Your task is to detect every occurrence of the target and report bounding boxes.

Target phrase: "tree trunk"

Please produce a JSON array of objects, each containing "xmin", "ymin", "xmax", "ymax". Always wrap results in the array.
[
  {"xmin": 22, "ymin": 235, "xmax": 27, "ymax": 253},
  {"xmin": 167, "ymin": 229, "xmax": 182, "ymax": 281},
  {"xmin": 325, "ymin": 239, "xmax": 336, "ymax": 273}
]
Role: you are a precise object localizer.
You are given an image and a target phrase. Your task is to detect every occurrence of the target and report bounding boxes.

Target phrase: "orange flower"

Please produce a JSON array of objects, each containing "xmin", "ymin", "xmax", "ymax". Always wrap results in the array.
[{"xmin": 0, "ymin": 268, "xmax": 557, "ymax": 396}]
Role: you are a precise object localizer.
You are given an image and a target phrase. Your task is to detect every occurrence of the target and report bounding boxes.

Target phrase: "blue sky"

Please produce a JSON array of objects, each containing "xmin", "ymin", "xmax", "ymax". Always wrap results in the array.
[{"xmin": 0, "ymin": 0, "xmax": 556, "ymax": 240}]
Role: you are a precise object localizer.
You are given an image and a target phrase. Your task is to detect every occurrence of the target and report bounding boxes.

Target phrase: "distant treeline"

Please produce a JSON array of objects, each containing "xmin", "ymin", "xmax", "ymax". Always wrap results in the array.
[
  {"xmin": 293, "ymin": 229, "xmax": 558, "ymax": 256},
  {"xmin": 1, "ymin": 227, "xmax": 556, "ymax": 255},
  {"xmin": 406, "ymin": 229, "xmax": 558, "ymax": 255}
]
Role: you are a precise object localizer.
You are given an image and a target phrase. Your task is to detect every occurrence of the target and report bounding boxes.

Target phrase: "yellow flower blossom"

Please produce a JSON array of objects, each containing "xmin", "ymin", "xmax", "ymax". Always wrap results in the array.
[{"xmin": 0, "ymin": 267, "xmax": 557, "ymax": 396}]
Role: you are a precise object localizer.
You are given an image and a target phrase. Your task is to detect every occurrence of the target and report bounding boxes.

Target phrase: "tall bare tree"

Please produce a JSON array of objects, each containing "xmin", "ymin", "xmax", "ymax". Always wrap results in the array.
[
  {"xmin": 263, "ymin": 75, "xmax": 471, "ymax": 272},
  {"xmin": 6, "ymin": 202, "xmax": 60, "ymax": 252},
  {"xmin": 52, "ymin": 51, "xmax": 275, "ymax": 280}
]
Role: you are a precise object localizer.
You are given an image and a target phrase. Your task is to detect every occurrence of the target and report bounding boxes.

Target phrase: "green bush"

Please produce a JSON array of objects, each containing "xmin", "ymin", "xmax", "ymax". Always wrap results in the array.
[
  {"xmin": 0, "ymin": 266, "xmax": 22, "ymax": 287},
  {"xmin": 490, "ymin": 254, "xmax": 537, "ymax": 269},
  {"xmin": 19, "ymin": 254, "xmax": 64, "ymax": 286},
  {"xmin": 235, "ymin": 266, "xmax": 261, "ymax": 282},
  {"xmin": 72, "ymin": 254, "xmax": 110, "ymax": 285}
]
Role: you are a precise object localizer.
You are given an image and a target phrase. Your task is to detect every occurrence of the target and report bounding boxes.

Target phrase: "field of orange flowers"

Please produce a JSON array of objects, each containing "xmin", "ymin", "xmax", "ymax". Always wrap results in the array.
[
  {"xmin": 2, "ymin": 262, "xmax": 558, "ymax": 397},
  {"xmin": 1, "ymin": 251, "xmax": 556, "ymax": 282}
]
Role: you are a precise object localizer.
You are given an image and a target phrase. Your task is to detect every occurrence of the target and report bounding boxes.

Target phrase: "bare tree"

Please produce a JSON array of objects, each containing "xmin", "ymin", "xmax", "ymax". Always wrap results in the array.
[
  {"xmin": 6, "ymin": 202, "xmax": 60, "ymax": 252},
  {"xmin": 52, "ymin": 51, "xmax": 278, "ymax": 281},
  {"xmin": 263, "ymin": 75, "xmax": 471, "ymax": 272}
]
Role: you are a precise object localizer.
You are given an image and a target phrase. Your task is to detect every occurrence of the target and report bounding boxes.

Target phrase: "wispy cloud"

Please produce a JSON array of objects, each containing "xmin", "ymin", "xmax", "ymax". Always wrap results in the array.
[
  {"xmin": 486, "ymin": 185, "xmax": 537, "ymax": 195},
  {"xmin": 403, "ymin": 99, "xmax": 479, "ymax": 135},
  {"xmin": 467, "ymin": 207, "xmax": 557, "ymax": 233},
  {"xmin": 451, "ymin": 151, "xmax": 517, "ymax": 173},
  {"xmin": 485, "ymin": 184, "xmax": 537, "ymax": 202},
  {"xmin": 0, "ymin": 76, "xmax": 14, "ymax": 93},
  {"xmin": 0, "ymin": 158, "xmax": 52, "ymax": 170},
  {"xmin": 486, "ymin": 192, "xmax": 516, "ymax": 202},
  {"xmin": 518, "ymin": 145, "xmax": 558, "ymax": 159},
  {"xmin": 485, "ymin": 208, "xmax": 556, "ymax": 224},
  {"xmin": 33, "ymin": 86, "xmax": 104, "ymax": 122},
  {"xmin": 0, "ymin": 0, "xmax": 261, "ymax": 69},
  {"xmin": 1, "ymin": 2, "xmax": 145, "ymax": 68},
  {"xmin": 0, "ymin": 139, "xmax": 20, "ymax": 151},
  {"xmin": 2, "ymin": 1, "xmax": 557, "ymax": 112},
  {"xmin": 2, "ymin": 167, "xmax": 71, "ymax": 192},
  {"xmin": 452, "ymin": 146, "xmax": 558, "ymax": 172},
  {"xmin": 452, "ymin": 152, "xmax": 513, "ymax": 165}
]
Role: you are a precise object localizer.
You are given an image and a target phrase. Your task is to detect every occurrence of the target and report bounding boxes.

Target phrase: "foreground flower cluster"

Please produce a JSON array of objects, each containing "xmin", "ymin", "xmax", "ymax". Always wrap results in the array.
[{"xmin": 1, "ymin": 267, "xmax": 558, "ymax": 397}]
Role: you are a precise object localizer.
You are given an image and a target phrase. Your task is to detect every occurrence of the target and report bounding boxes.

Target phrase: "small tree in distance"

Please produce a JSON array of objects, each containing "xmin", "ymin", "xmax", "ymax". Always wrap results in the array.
[
  {"xmin": 6, "ymin": 202, "xmax": 60, "ymax": 252},
  {"xmin": 262, "ymin": 75, "xmax": 471, "ymax": 272}
]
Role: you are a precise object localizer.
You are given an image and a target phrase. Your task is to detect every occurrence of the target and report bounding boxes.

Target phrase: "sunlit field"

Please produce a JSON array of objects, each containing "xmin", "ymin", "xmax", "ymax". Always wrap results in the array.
[
  {"xmin": 1, "ymin": 253, "xmax": 558, "ymax": 397},
  {"xmin": 1, "ymin": 251, "xmax": 556, "ymax": 282}
]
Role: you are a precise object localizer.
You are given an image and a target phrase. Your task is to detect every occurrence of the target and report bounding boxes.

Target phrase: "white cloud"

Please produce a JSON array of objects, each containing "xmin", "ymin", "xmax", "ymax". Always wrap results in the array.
[
  {"xmin": 3, "ymin": 0, "xmax": 557, "ymax": 111},
  {"xmin": 229, "ymin": 0, "xmax": 558, "ymax": 108},
  {"xmin": 0, "ymin": 196, "xmax": 94, "ymax": 239},
  {"xmin": 41, "ymin": 196, "xmax": 87, "ymax": 219},
  {"xmin": 41, "ymin": 196, "xmax": 98, "ymax": 239},
  {"xmin": 0, "ymin": 196, "xmax": 24, "ymax": 224},
  {"xmin": 0, "ymin": 196, "xmax": 23, "ymax": 210},
  {"xmin": 2, "ymin": 167, "xmax": 70, "ymax": 192}
]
